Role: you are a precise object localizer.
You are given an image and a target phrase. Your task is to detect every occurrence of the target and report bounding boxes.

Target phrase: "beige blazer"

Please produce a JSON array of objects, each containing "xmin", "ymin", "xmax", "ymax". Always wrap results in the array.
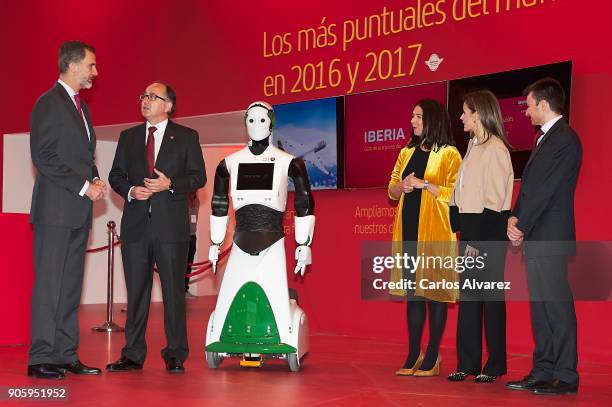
[{"xmin": 451, "ymin": 136, "xmax": 513, "ymax": 213}]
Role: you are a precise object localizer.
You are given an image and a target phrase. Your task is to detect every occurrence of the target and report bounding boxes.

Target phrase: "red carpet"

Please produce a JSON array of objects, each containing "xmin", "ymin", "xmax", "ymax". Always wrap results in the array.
[{"xmin": 1, "ymin": 296, "xmax": 610, "ymax": 406}]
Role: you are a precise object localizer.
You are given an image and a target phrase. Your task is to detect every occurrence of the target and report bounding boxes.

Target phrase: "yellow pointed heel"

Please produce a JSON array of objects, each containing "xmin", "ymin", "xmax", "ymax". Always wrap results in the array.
[
  {"xmin": 413, "ymin": 355, "xmax": 441, "ymax": 377},
  {"xmin": 395, "ymin": 352, "xmax": 424, "ymax": 376}
]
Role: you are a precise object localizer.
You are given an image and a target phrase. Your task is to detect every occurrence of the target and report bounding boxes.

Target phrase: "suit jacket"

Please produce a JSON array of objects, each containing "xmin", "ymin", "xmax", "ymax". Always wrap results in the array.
[
  {"xmin": 109, "ymin": 121, "xmax": 206, "ymax": 243},
  {"xmin": 512, "ymin": 118, "xmax": 582, "ymax": 257},
  {"xmin": 30, "ymin": 82, "xmax": 98, "ymax": 228}
]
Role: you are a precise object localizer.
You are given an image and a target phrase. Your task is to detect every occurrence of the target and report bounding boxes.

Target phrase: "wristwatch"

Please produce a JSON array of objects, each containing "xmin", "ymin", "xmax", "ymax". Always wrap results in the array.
[{"xmin": 423, "ymin": 180, "xmax": 429, "ymax": 189}]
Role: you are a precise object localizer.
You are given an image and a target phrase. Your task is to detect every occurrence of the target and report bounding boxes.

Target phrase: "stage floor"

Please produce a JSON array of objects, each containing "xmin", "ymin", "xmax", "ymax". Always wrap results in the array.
[{"xmin": 1, "ymin": 297, "xmax": 610, "ymax": 406}]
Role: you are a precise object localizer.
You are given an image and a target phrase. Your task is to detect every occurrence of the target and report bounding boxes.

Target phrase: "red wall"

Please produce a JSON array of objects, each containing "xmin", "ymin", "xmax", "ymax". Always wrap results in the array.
[{"xmin": 2, "ymin": 1, "xmax": 612, "ymax": 359}]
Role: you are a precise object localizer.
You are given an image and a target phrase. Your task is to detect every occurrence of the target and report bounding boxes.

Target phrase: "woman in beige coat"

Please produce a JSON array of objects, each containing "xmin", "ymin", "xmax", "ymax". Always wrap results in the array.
[{"xmin": 448, "ymin": 90, "xmax": 514, "ymax": 383}]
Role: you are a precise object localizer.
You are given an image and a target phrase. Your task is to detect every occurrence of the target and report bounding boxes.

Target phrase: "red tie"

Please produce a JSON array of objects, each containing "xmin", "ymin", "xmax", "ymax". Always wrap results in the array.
[
  {"xmin": 534, "ymin": 129, "xmax": 544, "ymax": 147},
  {"xmin": 74, "ymin": 94, "xmax": 82, "ymax": 116},
  {"xmin": 147, "ymin": 126, "xmax": 157, "ymax": 175}
]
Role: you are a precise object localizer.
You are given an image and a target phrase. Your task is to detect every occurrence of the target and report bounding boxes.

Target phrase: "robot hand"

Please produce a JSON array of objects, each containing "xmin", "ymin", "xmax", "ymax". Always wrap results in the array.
[
  {"xmin": 209, "ymin": 244, "xmax": 220, "ymax": 274},
  {"xmin": 294, "ymin": 245, "xmax": 312, "ymax": 276}
]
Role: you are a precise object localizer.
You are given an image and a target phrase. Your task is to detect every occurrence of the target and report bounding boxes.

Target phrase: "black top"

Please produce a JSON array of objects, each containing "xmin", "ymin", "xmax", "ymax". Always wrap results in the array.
[{"xmin": 401, "ymin": 148, "xmax": 431, "ymax": 243}]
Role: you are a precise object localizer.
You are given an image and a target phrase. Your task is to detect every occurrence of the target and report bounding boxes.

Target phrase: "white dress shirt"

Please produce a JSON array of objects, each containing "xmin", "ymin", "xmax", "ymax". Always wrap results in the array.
[
  {"xmin": 537, "ymin": 115, "xmax": 563, "ymax": 146},
  {"xmin": 146, "ymin": 119, "xmax": 168, "ymax": 162},
  {"xmin": 127, "ymin": 119, "xmax": 169, "ymax": 202},
  {"xmin": 57, "ymin": 79, "xmax": 93, "ymax": 196}
]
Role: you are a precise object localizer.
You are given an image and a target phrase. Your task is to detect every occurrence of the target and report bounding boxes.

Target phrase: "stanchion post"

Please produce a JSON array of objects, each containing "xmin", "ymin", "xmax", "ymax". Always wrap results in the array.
[{"xmin": 92, "ymin": 220, "xmax": 125, "ymax": 332}]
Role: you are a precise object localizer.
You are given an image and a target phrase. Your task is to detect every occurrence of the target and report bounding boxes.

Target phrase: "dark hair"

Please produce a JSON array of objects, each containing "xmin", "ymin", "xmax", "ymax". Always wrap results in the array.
[
  {"xmin": 58, "ymin": 41, "xmax": 95, "ymax": 74},
  {"xmin": 463, "ymin": 90, "xmax": 512, "ymax": 149},
  {"xmin": 153, "ymin": 81, "xmax": 177, "ymax": 116},
  {"xmin": 407, "ymin": 99, "xmax": 454, "ymax": 152},
  {"xmin": 523, "ymin": 77, "xmax": 565, "ymax": 114}
]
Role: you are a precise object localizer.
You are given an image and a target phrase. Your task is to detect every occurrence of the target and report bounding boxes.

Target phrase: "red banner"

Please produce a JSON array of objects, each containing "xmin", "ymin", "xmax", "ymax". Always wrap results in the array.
[{"xmin": 345, "ymin": 82, "xmax": 447, "ymax": 188}]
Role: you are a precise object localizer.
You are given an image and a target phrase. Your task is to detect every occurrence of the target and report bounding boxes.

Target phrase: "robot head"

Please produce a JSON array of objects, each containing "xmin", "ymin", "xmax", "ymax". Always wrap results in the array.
[{"xmin": 245, "ymin": 101, "xmax": 275, "ymax": 142}]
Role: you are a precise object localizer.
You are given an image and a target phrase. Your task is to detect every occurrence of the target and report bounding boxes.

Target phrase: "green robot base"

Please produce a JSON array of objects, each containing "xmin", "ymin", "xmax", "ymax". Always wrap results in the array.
[{"xmin": 205, "ymin": 237, "xmax": 309, "ymax": 372}]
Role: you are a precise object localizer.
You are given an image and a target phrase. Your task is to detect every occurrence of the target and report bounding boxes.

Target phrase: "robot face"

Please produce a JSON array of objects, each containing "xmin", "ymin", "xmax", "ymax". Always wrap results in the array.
[{"xmin": 245, "ymin": 104, "xmax": 273, "ymax": 141}]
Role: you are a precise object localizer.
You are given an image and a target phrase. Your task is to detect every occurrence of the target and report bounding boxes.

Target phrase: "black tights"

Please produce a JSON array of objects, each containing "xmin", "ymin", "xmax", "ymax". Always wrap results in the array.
[{"xmin": 402, "ymin": 299, "xmax": 448, "ymax": 370}]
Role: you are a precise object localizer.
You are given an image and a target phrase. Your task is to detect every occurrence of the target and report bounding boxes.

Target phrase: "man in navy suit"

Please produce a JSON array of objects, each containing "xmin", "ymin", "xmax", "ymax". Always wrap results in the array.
[
  {"xmin": 107, "ymin": 82, "xmax": 205, "ymax": 373},
  {"xmin": 507, "ymin": 78, "xmax": 582, "ymax": 395},
  {"xmin": 28, "ymin": 41, "xmax": 105, "ymax": 379}
]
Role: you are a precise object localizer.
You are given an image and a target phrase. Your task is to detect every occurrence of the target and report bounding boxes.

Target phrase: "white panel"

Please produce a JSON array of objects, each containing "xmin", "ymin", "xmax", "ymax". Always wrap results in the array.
[{"xmin": 2, "ymin": 134, "xmax": 33, "ymax": 214}]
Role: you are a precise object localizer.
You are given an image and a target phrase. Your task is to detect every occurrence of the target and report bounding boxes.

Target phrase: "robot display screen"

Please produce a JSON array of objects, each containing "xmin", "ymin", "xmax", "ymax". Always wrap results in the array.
[{"xmin": 236, "ymin": 163, "xmax": 275, "ymax": 190}]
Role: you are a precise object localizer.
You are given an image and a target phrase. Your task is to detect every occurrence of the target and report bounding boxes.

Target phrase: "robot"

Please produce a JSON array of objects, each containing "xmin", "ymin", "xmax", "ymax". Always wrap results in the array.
[{"xmin": 205, "ymin": 101, "xmax": 315, "ymax": 372}]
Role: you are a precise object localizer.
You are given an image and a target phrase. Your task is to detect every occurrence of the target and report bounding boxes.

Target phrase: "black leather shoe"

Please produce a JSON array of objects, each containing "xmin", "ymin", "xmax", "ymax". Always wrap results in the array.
[
  {"xmin": 506, "ymin": 375, "xmax": 548, "ymax": 391},
  {"xmin": 27, "ymin": 364, "xmax": 65, "ymax": 380},
  {"xmin": 54, "ymin": 360, "xmax": 101, "ymax": 375},
  {"xmin": 165, "ymin": 357, "xmax": 184, "ymax": 373},
  {"xmin": 106, "ymin": 356, "xmax": 143, "ymax": 372},
  {"xmin": 533, "ymin": 379, "xmax": 578, "ymax": 395}
]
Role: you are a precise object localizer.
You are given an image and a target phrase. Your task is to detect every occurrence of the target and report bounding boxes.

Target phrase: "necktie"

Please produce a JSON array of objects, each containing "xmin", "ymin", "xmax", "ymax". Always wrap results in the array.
[
  {"xmin": 74, "ymin": 94, "xmax": 82, "ymax": 116},
  {"xmin": 535, "ymin": 129, "xmax": 545, "ymax": 147},
  {"xmin": 147, "ymin": 126, "xmax": 157, "ymax": 175}
]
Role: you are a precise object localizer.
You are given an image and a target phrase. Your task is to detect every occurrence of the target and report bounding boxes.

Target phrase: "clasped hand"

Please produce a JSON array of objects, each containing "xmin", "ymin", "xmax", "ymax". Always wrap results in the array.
[
  {"xmin": 144, "ymin": 169, "xmax": 171, "ymax": 192},
  {"xmin": 130, "ymin": 169, "xmax": 172, "ymax": 200},
  {"xmin": 400, "ymin": 172, "xmax": 426, "ymax": 193},
  {"xmin": 85, "ymin": 179, "xmax": 107, "ymax": 201},
  {"xmin": 507, "ymin": 216, "xmax": 524, "ymax": 246}
]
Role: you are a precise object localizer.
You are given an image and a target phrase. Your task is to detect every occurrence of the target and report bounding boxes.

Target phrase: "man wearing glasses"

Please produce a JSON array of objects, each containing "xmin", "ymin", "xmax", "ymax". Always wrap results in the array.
[{"xmin": 107, "ymin": 82, "xmax": 206, "ymax": 373}]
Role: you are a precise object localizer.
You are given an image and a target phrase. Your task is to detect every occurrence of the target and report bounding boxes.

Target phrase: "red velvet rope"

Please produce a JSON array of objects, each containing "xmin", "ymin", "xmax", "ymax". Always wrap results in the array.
[
  {"xmin": 150, "ymin": 244, "xmax": 232, "ymax": 277},
  {"xmin": 85, "ymin": 240, "xmax": 121, "ymax": 253},
  {"xmin": 184, "ymin": 244, "xmax": 231, "ymax": 277},
  {"xmin": 86, "ymin": 238, "xmax": 232, "ymax": 277}
]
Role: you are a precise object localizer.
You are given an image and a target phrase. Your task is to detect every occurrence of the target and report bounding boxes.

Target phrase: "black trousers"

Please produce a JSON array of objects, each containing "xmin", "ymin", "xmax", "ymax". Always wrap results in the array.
[
  {"xmin": 456, "ymin": 244, "xmax": 507, "ymax": 376},
  {"xmin": 456, "ymin": 300, "xmax": 507, "ymax": 375},
  {"xmin": 455, "ymin": 212, "xmax": 508, "ymax": 376},
  {"xmin": 185, "ymin": 234, "xmax": 196, "ymax": 291},
  {"xmin": 526, "ymin": 255, "xmax": 578, "ymax": 385},
  {"xmin": 121, "ymin": 219, "xmax": 189, "ymax": 364},
  {"xmin": 29, "ymin": 224, "xmax": 89, "ymax": 365}
]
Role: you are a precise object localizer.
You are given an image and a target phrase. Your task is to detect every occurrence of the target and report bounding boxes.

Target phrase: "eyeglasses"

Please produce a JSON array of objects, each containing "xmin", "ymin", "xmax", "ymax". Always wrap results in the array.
[{"xmin": 139, "ymin": 93, "xmax": 168, "ymax": 102}]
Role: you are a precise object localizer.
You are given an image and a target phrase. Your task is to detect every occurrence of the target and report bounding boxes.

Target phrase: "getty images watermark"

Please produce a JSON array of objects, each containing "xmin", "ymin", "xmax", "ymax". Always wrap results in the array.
[
  {"xmin": 360, "ymin": 241, "xmax": 612, "ymax": 301},
  {"xmin": 369, "ymin": 251, "xmax": 511, "ymax": 292}
]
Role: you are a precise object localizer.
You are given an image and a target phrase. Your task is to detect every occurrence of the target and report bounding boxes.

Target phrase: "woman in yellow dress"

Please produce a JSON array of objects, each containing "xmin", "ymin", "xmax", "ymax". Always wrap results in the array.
[{"xmin": 388, "ymin": 99, "xmax": 461, "ymax": 377}]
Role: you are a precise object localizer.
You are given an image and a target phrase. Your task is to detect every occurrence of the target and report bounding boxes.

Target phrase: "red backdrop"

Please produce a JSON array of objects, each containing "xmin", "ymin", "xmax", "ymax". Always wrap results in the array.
[{"xmin": 2, "ymin": 1, "xmax": 612, "ymax": 363}]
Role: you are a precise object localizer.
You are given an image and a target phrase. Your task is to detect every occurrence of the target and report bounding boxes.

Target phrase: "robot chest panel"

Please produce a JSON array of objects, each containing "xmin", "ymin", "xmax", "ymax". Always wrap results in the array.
[{"xmin": 229, "ymin": 152, "xmax": 289, "ymax": 211}]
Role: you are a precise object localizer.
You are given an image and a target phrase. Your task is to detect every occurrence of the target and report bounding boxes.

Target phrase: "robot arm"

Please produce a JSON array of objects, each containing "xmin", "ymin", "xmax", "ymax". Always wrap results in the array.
[
  {"xmin": 289, "ymin": 158, "xmax": 314, "ymax": 217},
  {"xmin": 289, "ymin": 158, "xmax": 315, "ymax": 276},
  {"xmin": 209, "ymin": 159, "xmax": 230, "ymax": 274},
  {"xmin": 294, "ymin": 215, "xmax": 315, "ymax": 276}
]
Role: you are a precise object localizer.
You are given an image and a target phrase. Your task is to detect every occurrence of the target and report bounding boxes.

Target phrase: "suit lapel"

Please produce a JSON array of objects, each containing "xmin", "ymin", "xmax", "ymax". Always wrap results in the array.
[
  {"xmin": 132, "ymin": 124, "xmax": 149, "ymax": 175},
  {"xmin": 81, "ymin": 102, "xmax": 96, "ymax": 147},
  {"xmin": 55, "ymin": 83, "xmax": 90, "ymax": 145},
  {"xmin": 155, "ymin": 120, "xmax": 176, "ymax": 172},
  {"xmin": 523, "ymin": 118, "xmax": 565, "ymax": 175}
]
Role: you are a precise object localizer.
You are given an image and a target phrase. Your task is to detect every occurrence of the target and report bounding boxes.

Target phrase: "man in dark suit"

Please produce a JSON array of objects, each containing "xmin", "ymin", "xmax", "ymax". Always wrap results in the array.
[
  {"xmin": 28, "ymin": 41, "xmax": 105, "ymax": 379},
  {"xmin": 507, "ymin": 78, "xmax": 582, "ymax": 395},
  {"xmin": 107, "ymin": 82, "xmax": 205, "ymax": 373}
]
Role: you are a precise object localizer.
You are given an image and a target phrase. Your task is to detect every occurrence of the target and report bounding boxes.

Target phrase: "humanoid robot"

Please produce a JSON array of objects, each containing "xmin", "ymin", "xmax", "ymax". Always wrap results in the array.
[{"xmin": 205, "ymin": 101, "xmax": 315, "ymax": 372}]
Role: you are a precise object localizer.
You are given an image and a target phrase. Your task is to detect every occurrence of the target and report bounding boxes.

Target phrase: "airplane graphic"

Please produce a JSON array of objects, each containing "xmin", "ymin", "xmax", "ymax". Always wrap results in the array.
[{"xmin": 276, "ymin": 138, "xmax": 330, "ymax": 175}]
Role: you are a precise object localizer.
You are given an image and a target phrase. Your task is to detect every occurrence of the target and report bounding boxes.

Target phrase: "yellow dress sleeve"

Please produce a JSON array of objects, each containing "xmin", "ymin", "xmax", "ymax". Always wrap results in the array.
[
  {"xmin": 436, "ymin": 147, "xmax": 461, "ymax": 203},
  {"xmin": 388, "ymin": 148, "xmax": 407, "ymax": 200}
]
